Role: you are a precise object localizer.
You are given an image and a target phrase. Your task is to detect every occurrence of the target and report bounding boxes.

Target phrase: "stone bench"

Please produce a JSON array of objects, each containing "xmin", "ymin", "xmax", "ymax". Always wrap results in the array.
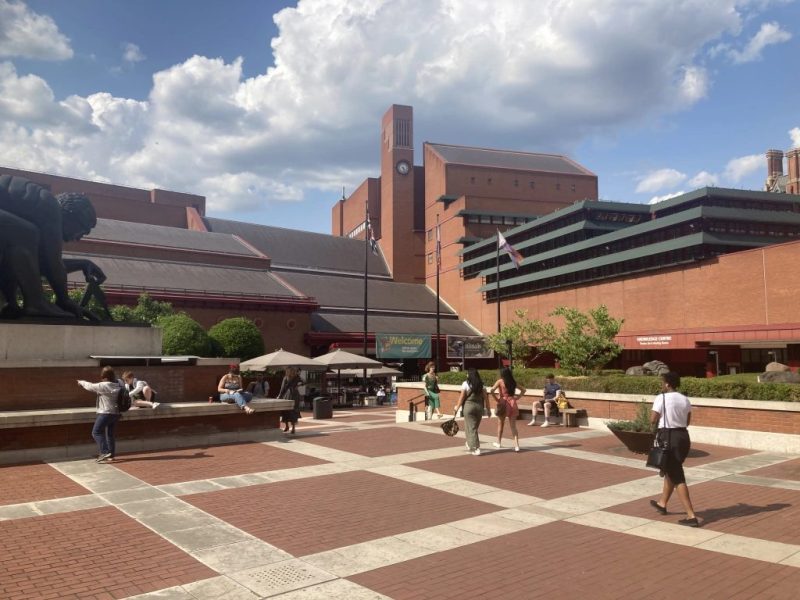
[
  {"xmin": 518, "ymin": 403, "xmax": 588, "ymax": 427},
  {"xmin": 0, "ymin": 398, "xmax": 293, "ymax": 465}
]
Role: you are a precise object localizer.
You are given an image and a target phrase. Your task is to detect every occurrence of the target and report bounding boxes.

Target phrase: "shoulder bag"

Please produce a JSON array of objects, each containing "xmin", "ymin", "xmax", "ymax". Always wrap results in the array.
[{"xmin": 646, "ymin": 393, "xmax": 669, "ymax": 469}]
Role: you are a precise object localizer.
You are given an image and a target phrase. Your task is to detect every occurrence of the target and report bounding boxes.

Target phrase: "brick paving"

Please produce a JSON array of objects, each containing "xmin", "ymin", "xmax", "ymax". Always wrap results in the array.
[
  {"xmin": 0, "ymin": 507, "xmax": 215, "ymax": 599},
  {"xmin": 184, "ymin": 470, "xmax": 498, "ymax": 555},
  {"xmin": 0, "ymin": 462, "xmax": 90, "ymax": 505},
  {"xmin": 1, "ymin": 418, "xmax": 800, "ymax": 599},
  {"xmin": 113, "ymin": 442, "xmax": 328, "ymax": 485},
  {"xmin": 349, "ymin": 521, "xmax": 800, "ymax": 600},
  {"xmin": 549, "ymin": 433, "xmax": 755, "ymax": 466}
]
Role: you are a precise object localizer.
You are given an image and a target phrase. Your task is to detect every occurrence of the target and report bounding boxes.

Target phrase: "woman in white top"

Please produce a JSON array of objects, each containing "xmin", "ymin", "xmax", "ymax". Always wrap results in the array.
[
  {"xmin": 649, "ymin": 371, "xmax": 699, "ymax": 527},
  {"xmin": 453, "ymin": 369, "xmax": 487, "ymax": 455}
]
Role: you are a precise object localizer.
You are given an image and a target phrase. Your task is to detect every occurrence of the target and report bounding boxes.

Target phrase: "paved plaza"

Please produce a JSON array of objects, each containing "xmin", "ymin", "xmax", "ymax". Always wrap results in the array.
[{"xmin": 2, "ymin": 408, "xmax": 800, "ymax": 599}]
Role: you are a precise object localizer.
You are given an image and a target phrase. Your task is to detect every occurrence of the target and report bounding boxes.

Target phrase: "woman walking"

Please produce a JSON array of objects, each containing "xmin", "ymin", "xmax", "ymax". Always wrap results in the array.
[
  {"xmin": 78, "ymin": 366, "xmax": 122, "ymax": 463},
  {"xmin": 649, "ymin": 371, "xmax": 700, "ymax": 527},
  {"xmin": 423, "ymin": 361, "xmax": 443, "ymax": 419},
  {"xmin": 453, "ymin": 369, "xmax": 487, "ymax": 456},
  {"xmin": 278, "ymin": 367, "xmax": 304, "ymax": 434},
  {"xmin": 489, "ymin": 367, "xmax": 526, "ymax": 452}
]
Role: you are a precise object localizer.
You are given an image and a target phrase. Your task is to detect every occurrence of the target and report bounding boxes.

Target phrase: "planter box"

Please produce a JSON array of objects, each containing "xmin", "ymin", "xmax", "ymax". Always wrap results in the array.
[{"xmin": 608, "ymin": 427, "xmax": 655, "ymax": 454}]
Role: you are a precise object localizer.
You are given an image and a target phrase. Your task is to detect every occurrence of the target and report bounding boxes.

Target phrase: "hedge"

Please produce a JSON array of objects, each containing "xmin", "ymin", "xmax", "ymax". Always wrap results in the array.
[
  {"xmin": 208, "ymin": 317, "xmax": 264, "ymax": 361},
  {"xmin": 436, "ymin": 368, "xmax": 800, "ymax": 402},
  {"xmin": 158, "ymin": 314, "xmax": 212, "ymax": 357}
]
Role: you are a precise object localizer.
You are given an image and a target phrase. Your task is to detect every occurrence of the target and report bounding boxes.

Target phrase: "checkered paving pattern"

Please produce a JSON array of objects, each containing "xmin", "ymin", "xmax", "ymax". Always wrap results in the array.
[
  {"xmin": 0, "ymin": 507, "xmax": 215, "ymax": 599},
  {"xmin": 413, "ymin": 448, "xmax": 650, "ymax": 499},
  {"xmin": 742, "ymin": 456, "xmax": 800, "ymax": 481},
  {"xmin": 183, "ymin": 470, "xmax": 498, "ymax": 555},
  {"xmin": 1, "ymin": 414, "xmax": 799, "ymax": 600},
  {"xmin": 113, "ymin": 442, "xmax": 328, "ymax": 485},
  {"xmin": 349, "ymin": 521, "xmax": 800, "ymax": 600},
  {"xmin": 549, "ymin": 434, "xmax": 755, "ymax": 466},
  {"xmin": 0, "ymin": 462, "xmax": 90, "ymax": 505}
]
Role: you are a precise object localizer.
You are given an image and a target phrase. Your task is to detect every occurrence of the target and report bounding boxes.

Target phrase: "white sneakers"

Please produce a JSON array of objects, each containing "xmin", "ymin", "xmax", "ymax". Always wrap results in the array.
[
  {"xmin": 527, "ymin": 420, "xmax": 536, "ymax": 426},
  {"xmin": 472, "ymin": 448, "xmax": 481, "ymax": 456},
  {"xmin": 541, "ymin": 421, "xmax": 550, "ymax": 428},
  {"xmin": 492, "ymin": 442, "xmax": 502, "ymax": 448}
]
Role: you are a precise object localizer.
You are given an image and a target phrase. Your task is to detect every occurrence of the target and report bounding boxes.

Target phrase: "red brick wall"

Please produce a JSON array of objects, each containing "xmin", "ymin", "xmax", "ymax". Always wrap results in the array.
[
  {"xmin": 396, "ymin": 386, "xmax": 800, "ymax": 435},
  {"xmin": 0, "ymin": 364, "xmax": 231, "ymax": 411}
]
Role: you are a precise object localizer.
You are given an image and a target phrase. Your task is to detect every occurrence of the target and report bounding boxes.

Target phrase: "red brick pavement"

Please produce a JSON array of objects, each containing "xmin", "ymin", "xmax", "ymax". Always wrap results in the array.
[
  {"xmin": 548, "ymin": 434, "xmax": 754, "ymax": 466},
  {"xmin": 0, "ymin": 463, "xmax": 90, "ymax": 506},
  {"xmin": 328, "ymin": 413, "xmax": 396, "ymax": 422},
  {"xmin": 184, "ymin": 470, "xmax": 498, "ymax": 556},
  {"xmin": 349, "ymin": 520, "xmax": 800, "ymax": 600},
  {"xmin": 419, "ymin": 417, "xmax": 574, "ymax": 438},
  {"xmin": 300, "ymin": 425, "xmax": 457, "ymax": 457},
  {"xmin": 412, "ymin": 450, "xmax": 650, "ymax": 499},
  {"xmin": 608, "ymin": 480, "xmax": 800, "ymax": 545},
  {"xmin": 742, "ymin": 456, "xmax": 800, "ymax": 482},
  {"xmin": 0, "ymin": 507, "xmax": 215, "ymax": 600},
  {"xmin": 112, "ymin": 442, "xmax": 327, "ymax": 485}
]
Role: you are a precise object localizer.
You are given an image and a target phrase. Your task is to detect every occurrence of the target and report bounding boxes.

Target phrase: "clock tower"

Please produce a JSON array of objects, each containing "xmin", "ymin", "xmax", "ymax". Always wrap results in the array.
[{"xmin": 380, "ymin": 104, "xmax": 424, "ymax": 283}]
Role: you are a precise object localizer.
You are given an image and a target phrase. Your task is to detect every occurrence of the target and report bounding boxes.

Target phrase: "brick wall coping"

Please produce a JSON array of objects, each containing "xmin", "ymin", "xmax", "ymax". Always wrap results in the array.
[
  {"xmin": 0, "ymin": 397, "xmax": 293, "ymax": 429},
  {"xmin": 396, "ymin": 382, "xmax": 800, "ymax": 413}
]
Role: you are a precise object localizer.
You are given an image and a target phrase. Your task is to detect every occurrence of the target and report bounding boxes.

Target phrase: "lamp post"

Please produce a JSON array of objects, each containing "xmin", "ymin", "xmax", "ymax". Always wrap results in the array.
[{"xmin": 708, "ymin": 350, "xmax": 720, "ymax": 377}]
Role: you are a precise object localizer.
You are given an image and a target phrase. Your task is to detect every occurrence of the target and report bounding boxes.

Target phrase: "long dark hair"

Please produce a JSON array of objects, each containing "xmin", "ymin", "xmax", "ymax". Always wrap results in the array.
[
  {"xmin": 500, "ymin": 367, "xmax": 516, "ymax": 395},
  {"xmin": 466, "ymin": 368, "xmax": 483, "ymax": 395}
]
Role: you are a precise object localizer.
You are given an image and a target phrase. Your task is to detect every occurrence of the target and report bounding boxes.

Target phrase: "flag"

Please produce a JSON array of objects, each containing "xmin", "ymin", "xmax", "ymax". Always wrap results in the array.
[
  {"xmin": 435, "ymin": 222, "xmax": 441, "ymax": 268},
  {"xmin": 366, "ymin": 215, "xmax": 378, "ymax": 255},
  {"xmin": 497, "ymin": 230, "xmax": 523, "ymax": 268}
]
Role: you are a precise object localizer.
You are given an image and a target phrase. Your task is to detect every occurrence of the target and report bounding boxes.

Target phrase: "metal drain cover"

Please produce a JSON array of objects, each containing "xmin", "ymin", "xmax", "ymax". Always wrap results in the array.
[{"xmin": 231, "ymin": 559, "xmax": 336, "ymax": 596}]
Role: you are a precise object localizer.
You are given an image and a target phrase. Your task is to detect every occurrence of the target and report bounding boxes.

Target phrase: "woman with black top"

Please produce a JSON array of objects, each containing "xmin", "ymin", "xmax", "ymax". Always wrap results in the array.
[
  {"xmin": 453, "ymin": 369, "xmax": 486, "ymax": 456},
  {"xmin": 278, "ymin": 366, "xmax": 304, "ymax": 434},
  {"xmin": 649, "ymin": 371, "xmax": 699, "ymax": 527}
]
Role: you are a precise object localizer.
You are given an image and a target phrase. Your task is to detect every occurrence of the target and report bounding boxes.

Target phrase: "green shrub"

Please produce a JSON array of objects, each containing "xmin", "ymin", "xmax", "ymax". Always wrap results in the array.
[
  {"xmin": 208, "ymin": 317, "xmax": 264, "ymax": 360},
  {"xmin": 607, "ymin": 401, "xmax": 654, "ymax": 432},
  {"xmin": 158, "ymin": 314, "xmax": 212, "ymax": 356}
]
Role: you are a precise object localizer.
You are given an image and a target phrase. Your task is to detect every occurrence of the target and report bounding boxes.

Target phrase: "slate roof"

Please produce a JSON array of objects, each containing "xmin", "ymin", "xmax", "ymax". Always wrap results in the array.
[
  {"xmin": 278, "ymin": 271, "xmax": 453, "ymax": 314},
  {"xmin": 85, "ymin": 219, "xmax": 257, "ymax": 256},
  {"xmin": 427, "ymin": 143, "xmax": 595, "ymax": 176},
  {"xmin": 205, "ymin": 217, "xmax": 391, "ymax": 276},
  {"xmin": 64, "ymin": 254, "xmax": 302, "ymax": 298},
  {"xmin": 311, "ymin": 312, "xmax": 479, "ymax": 336}
]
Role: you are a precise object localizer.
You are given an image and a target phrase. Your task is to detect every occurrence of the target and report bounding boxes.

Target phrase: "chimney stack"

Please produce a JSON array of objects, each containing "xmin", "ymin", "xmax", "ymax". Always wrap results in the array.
[
  {"xmin": 765, "ymin": 149, "xmax": 784, "ymax": 191},
  {"xmin": 787, "ymin": 148, "xmax": 800, "ymax": 195}
]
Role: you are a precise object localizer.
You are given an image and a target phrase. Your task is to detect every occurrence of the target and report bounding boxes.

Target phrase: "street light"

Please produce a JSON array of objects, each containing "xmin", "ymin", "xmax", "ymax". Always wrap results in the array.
[{"xmin": 708, "ymin": 350, "xmax": 720, "ymax": 377}]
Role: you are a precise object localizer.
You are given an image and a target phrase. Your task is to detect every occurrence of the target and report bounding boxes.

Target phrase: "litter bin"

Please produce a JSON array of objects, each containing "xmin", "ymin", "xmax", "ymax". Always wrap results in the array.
[{"xmin": 313, "ymin": 396, "xmax": 333, "ymax": 419}]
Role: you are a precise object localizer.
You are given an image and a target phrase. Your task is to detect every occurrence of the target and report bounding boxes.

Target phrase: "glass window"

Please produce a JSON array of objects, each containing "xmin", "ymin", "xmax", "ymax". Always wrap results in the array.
[
  {"xmin": 480, "ymin": 215, "xmax": 491, "ymax": 224},
  {"xmin": 427, "ymin": 229, "xmax": 433, "ymax": 241}
]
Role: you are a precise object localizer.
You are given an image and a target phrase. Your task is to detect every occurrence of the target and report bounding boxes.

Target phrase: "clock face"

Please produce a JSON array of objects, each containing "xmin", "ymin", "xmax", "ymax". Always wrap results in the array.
[{"xmin": 396, "ymin": 160, "xmax": 410, "ymax": 175}]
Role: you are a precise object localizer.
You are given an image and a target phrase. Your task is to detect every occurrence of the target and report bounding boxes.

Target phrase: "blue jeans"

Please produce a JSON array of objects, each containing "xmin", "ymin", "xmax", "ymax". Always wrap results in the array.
[
  {"xmin": 92, "ymin": 413, "xmax": 120, "ymax": 456},
  {"xmin": 220, "ymin": 391, "xmax": 252, "ymax": 408}
]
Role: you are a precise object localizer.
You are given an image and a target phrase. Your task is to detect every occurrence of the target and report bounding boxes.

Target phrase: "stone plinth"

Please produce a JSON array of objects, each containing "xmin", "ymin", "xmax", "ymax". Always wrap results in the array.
[{"xmin": 0, "ymin": 322, "xmax": 161, "ymax": 361}]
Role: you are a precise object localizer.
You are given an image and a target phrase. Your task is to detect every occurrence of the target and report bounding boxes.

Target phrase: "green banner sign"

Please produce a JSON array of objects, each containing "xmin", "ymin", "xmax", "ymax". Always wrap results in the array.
[
  {"xmin": 446, "ymin": 335, "xmax": 494, "ymax": 359},
  {"xmin": 376, "ymin": 333, "xmax": 431, "ymax": 359}
]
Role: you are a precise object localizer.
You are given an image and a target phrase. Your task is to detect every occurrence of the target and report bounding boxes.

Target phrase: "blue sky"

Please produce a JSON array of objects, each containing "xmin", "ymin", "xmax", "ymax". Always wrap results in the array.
[{"xmin": 1, "ymin": 0, "xmax": 798, "ymax": 233}]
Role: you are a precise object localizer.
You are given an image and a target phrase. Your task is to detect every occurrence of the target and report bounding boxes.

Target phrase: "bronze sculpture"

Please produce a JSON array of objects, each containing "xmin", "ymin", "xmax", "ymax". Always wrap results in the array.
[{"xmin": 0, "ymin": 174, "xmax": 107, "ymax": 320}]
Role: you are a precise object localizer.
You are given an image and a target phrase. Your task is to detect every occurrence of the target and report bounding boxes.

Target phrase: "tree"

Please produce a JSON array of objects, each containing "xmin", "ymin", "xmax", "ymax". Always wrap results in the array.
[
  {"xmin": 208, "ymin": 317, "xmax": 265, "ymax": 361},
  {"xmin": 542, "ymin": 305, "xmax": 624, "ymax": 375},
  {"xmin": 111, "ymin": 293, "xmax": 175, "ymax": 325},
  {"xmin": 485, "ymin": 309, "xmax": 552, "ymax": 364},
  {"xmin": 158, "ymin": 314, "xmax": 212, "ymax": 356}
]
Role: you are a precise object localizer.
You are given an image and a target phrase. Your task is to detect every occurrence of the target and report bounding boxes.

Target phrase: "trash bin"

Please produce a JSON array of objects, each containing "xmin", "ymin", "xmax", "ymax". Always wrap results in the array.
[{"xmin": 313, "ymin": 396, "xmax": 333, "ymax": 419}]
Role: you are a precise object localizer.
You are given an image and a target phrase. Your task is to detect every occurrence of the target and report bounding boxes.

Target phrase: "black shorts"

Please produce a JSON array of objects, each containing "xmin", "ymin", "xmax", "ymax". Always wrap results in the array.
[{"xmin": 659, "ymin": 428, "xmax": 690, "ymax": 485}]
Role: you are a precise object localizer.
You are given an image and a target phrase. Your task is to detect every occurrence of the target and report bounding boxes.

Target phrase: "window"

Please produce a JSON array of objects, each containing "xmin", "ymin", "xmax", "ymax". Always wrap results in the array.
[
  {"xmin": 571, "ymin": 183, "xmax": 576, "ymax": 192},
  {"xmin": 480, "ymin": 215, "xmax": 491, "ymax": 224},
  {"xmin": 504, "ymin": 216, "xmax": 515, "ymax": 225},
  {"xmin": 514, "ymin": 179, "xmax": 519, "ymax": 187},
  {"xmin": 468, "ymin": 215, "xmax": 480, "ymax": 223},
  {"xmin": 427, "ymin": 253, "xmax": 433, "ymax": 264},
  {"xmin": 427, "ymin": 229, "xmax": 433, "ymax": 241}
]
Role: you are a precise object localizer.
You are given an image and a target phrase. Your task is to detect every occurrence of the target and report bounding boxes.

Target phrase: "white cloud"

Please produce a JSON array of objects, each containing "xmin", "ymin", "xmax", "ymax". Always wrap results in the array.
[
  {"xmin": 636, "ymin": 168, "xmax": 687, "ymax": 194},
  {"xmin": 729, "ymin": 21, "xmax": 791, "ymax": 63},
  {"xmin": 689, "ymin": 170, "xmax": 719, "ymax": 187},
  {"xmin": 649, "ymin": 191, "xmax": 686, "ymax": 204},
  {"xmin": 122, "ymin": 42, "xmax": 145, "ymax": 64},
  {"xmin": 0, "ymin": 0, "xmax": 785, "ymax": 215},
  {"xmin": 790, "ymin": 127, "xmax": 800, "ymax": 148},
  {"xmin": 723, "ymin": 154, "xmax": 763, "ymax": 182},
  {"xmin": 0, "ymin": 0, "xmax": 72, "ymax": 60}
]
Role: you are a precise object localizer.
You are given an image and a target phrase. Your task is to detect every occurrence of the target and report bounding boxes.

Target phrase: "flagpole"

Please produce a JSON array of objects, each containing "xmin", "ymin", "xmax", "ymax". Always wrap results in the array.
[
  {"xmin": 496, "ymin": 229, "xmax": 502, "ymax": 368},
  {"xmin": 435, "ymin": 214, "xmax": 441, "ymax": 372},
  {"xmin": 363, "ymin": 200, "xmax": 369, "ymax": 391}
]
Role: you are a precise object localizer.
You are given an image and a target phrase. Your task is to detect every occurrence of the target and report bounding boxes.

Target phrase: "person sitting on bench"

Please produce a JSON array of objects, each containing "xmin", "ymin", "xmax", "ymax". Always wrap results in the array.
[
  {"xmin": 529, "ymin": 373, "xmax": 561, "ymax": 428},
  {"xmin": 122, "ymin": 371, "xmax": 160, "ymax": 409}
]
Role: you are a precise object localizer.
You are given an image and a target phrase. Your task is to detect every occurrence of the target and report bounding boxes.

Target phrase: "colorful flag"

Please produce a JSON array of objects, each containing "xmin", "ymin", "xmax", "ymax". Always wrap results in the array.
[
  {"xmin": 366, "ymin": 215, "xmax": 378, "ymax": 255},
  {"xmin": 497, "ymin": 230, "xmax": 523, "ymax": 268}
]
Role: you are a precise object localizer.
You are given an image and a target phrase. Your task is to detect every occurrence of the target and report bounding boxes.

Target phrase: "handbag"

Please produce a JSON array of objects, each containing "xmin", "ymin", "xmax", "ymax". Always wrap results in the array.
[
  {"xmin": 556, "ymin": 393, "xmax": 569, "ymax": 410},
  {"xmin": 645, "ymin": 393, "xmax": 670, "ymax": 470},
  {"xmin": 441, "ymin": 417, "xmax": 459, "ymax": 436},
  {"xmin": 432, "ymin": 382, "xmax": 441, "ymax": 394}
]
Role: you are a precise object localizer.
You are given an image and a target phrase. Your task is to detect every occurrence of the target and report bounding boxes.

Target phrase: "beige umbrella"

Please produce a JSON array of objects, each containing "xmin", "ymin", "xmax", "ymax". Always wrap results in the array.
[
  {"xmin": 315, "ymin": 349, "xmax": 382, "ymax": 402},
  {"xmin": 240, "ymin": 349, "xmax": 325, "ymax": 371}
]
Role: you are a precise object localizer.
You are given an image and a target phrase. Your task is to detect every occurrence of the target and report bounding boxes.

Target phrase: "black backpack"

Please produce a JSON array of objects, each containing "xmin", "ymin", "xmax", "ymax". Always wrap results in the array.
[{"xmin": 116, "ymin": 381, "xmax": 132, "ymax": 413}]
